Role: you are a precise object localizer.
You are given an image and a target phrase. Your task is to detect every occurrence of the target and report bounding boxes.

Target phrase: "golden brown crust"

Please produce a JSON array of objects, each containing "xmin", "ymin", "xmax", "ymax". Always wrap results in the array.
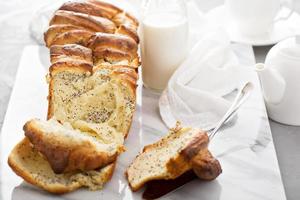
[
  {"xmin": 44, "ymin": 24, "xmax": 86, "ymax": 47},
  {"xmin": 50, "ymin": 44, "xmax": 93, "ymax": 64},
  {"xmin": 111, "ymin": 65, "xmax": 138, "ymax": 82},
  {"xmin": 49, "ymin": 60, "xmax": 93, "ymax": 75},
  {"xmin": 124, "ymin": 12, "xmax": 139, "ymax": 27},
  {"xmin": 114, "ymin": 72, "xmax": 138, "ymax": 92},
  {"xmin": 191, "ymin": 149, "xmax": 222, "ymax": 181},
  {"xmin": 50, "ymin": 29, "xmax": 94, "ymax": 47},
  {"xmin": 112, "ymin": 12, "xmax": 139, "ymax": 27},
  {"xmin": 116, "ymin": 24, "xmax": 139, "ymax": 43},
  {"xmin": 166, "ymin": 132, "xmax": 222, "ymax": 183},
  {"xmin": 181, "ymin": 132, "xmax": 209, "ymax": 160},
  {"xmin": 166, "ymin": 132, "xmax": 222, "ymax": 182},
  {"xmin": 88, "ymin": 33, "xmax": 138, "ymax": 59},
  {"xmin": 59, "ymin": 1, "xmax": 116, "ymax": 19},
  {"xmin": 163, "ymin": 132, "xmax": 211, "ymax": 181},
  {"xmin": 50, "ymin": 10, "xmax": 116, "ymax": 33},
  {"xmin": 93, "ymin": 48, "xmax": 132, "ymax": 65},
  {"xmin": 44, "ymin": 0, "xmax": 140, "ymax": 68},
  {"xmin": 23, "ymin": 119, "xmax": 119, "ymax": 173},
  {"xmin": 86, "ymin": 0, "xmax": 122, "ymax": 16}
]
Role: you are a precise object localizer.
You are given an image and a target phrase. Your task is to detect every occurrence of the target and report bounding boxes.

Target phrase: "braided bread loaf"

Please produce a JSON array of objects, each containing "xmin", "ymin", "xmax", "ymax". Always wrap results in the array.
[
  {"xmin": 44, "ymin": 1, "xmax": 139, "ymax": 44},
  {"xmin": 8, "ymin": 0, "xmax": 140, "ymax": 194}
]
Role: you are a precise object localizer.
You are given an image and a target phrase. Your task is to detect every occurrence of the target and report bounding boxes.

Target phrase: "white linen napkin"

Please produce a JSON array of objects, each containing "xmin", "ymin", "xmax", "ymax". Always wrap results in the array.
[{"xmin": 159, "ymin": 1, "xmax": 250, "ymax": 130}]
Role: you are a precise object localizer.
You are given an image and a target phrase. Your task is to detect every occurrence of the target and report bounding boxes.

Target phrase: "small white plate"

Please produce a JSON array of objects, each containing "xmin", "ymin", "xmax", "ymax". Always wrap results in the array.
[{"xmin": 205, "ymin": 5, "xmax": 300, "ymax": 46}]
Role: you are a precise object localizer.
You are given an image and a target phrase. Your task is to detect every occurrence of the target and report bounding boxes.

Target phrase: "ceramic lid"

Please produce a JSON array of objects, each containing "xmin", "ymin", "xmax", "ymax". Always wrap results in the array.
[{"xmin": 277, "ymin": 35, "xmax": 300, "ymax": 59}]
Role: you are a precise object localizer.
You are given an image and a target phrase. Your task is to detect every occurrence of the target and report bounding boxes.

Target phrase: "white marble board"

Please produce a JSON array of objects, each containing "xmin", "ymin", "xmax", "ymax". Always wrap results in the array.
[{"xmin": 0, "ymin": 45, "xmax": 286, "ymax": 200}]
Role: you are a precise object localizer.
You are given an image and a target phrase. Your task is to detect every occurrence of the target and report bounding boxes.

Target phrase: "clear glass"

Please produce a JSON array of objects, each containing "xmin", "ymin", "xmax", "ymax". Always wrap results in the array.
[{"xmin": 141, "ymin": 0, "xmax": 189, "ymax": 91}]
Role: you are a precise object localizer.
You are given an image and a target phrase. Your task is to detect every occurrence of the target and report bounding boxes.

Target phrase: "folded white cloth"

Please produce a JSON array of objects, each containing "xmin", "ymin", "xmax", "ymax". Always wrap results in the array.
[{"xmin": 159, "ymin": 1, "xmax": 250, "ymax": 130}]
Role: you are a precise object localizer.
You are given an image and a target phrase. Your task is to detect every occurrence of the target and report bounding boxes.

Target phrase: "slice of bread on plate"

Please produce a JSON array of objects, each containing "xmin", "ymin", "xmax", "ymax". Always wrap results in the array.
[
  {"xmin": 8, "ymin": 138, "xmax": 116, "ymax": 194},
  {"xmin": 126, "ymin": 124, "xmax": 222, "ymax": 191},
  {"xmin": 24, "ymin": 118, "xmax": 124, "ymax": 173}
]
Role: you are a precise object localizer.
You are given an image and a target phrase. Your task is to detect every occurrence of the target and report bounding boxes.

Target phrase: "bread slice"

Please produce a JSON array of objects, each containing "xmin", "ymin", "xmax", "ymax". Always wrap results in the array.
[
  {"xmin": 44, "ymin": 25, "xmax": 87, "ymax": 47},
  {"xmin": 126, "ymin": 125, "xmax": 210, "ymax": 191},
  {"xmin": 50, "ymin": 44, "xmax": 93, "ymax": 64},
  {"xmin": 88, "ymin": 33, "xmax": 138, "ymax": 68},
  {"xmin": 48, "ymin": 62, "xmax": 137, "ymax": 137},
  {"xmin": 88, "ymin": 33, "xmax": 138, "ymax": 58},
  {"xmin": 8, "ymin": 138, "xmax": 115, "ymax": 194},
  {"xmin": 23, "ymin": 118, "xmax": 124, "ymax": 173},
  {"xmin": 50, "ymin": 29, "xmax": 95, "ymax": 47}
]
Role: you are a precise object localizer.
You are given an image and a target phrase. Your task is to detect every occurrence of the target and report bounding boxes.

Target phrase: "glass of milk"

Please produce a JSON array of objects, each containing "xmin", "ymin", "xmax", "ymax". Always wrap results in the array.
[{"xmin": 141, "ymin": 0, "xmax": 188, "ymax": 91}]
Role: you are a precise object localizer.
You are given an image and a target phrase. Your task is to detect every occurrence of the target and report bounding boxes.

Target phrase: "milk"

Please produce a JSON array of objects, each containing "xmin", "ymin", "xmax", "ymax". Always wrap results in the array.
[{"xmin": 141, "ymin": 12, "xmax": 188, "ymax": 90}]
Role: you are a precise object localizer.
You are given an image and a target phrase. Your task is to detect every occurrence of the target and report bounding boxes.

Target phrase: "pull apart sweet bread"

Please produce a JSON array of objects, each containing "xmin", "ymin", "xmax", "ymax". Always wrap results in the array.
[
  {"xmin": 8, "ymin": 0, "xmax": 221, "ymax": 196},
  {"xmin": 8, "ymin": 0, "xmax": 140, "ymax": 194}
]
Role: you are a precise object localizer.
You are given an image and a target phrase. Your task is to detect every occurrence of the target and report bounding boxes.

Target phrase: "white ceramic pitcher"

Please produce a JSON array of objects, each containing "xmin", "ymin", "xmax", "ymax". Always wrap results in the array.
[{"xmin": 255, "ymin": 36, "xmax": 300, "ymax": 125}]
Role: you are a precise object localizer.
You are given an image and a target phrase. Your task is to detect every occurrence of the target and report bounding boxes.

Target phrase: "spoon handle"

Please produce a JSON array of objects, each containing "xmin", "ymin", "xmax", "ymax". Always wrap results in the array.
[{"xmin": 209, "ymin": 82, "xmax": 254, "ymax": 140}]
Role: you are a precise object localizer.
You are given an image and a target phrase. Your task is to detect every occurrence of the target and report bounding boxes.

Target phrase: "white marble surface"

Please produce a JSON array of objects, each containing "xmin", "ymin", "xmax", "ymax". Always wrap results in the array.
[
  {"xmin": 0, "ymin": 41, "xmax": 286, "ymax": 200},
  {"xmin": 0, "ymin": 0, "xmax": 299, "ymax": 200}
]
